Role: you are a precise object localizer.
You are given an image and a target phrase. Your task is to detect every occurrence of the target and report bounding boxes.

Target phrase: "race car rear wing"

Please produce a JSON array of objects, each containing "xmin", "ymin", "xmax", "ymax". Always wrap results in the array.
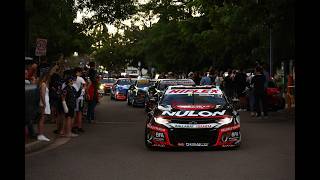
[{"xmin": 167, "ymin": 85, "xmax": 216, "ymax": 90}]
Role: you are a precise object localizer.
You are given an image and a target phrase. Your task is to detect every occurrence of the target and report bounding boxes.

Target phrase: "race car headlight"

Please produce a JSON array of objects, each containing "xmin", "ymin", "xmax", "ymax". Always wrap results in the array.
[
  {"xmin": 154, "ymin": 117, "xmax": 171, "ymax": 125},
  {"xmin": 100, "ymin": 84, "xmax": 104, "ymax": 90},
  {"xmin": 217, "ymin": 117, "xmax": 233, "ymax": 124}
]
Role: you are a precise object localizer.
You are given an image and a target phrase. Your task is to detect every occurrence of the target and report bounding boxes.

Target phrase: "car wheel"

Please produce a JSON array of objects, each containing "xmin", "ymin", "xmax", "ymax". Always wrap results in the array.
[
  {"xmin": 127, "ymin": 97, "xmax": 131, "ymax": 105},
  {"xmin": 279, "ymin": 97, "xmax": 285, "ymax": 109},
  {"xmin": 145, "ymin": 104, "xmax": 149, "ymax": 112},
  {"xmin": 228, "ymin": 145, "xmax": 241, "ymax": 150}
]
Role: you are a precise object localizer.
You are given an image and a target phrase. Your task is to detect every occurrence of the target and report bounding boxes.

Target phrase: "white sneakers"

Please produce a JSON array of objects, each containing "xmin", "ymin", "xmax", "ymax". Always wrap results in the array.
[{"xmin": 37, "ymin": 134, "xmax": 50, "ymax": 142}]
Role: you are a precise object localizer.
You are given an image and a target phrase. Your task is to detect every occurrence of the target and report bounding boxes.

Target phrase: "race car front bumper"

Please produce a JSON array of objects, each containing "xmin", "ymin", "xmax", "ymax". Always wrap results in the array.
[
  {"xmin": 132, "ymin": 96, "xmax": 146, "ymax": 106},
  {"xmin": 145, "ymin": 123, "xmax": 241, "ymax": 148},
  {"xmin": 115, "ymin": 93, "xmax": 127, "ymax": 100}
]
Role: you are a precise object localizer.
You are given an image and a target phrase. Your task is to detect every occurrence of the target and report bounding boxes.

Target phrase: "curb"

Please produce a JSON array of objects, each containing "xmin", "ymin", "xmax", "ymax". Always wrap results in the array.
[
  {"xmin": 25, "ymin": 124, "xmax": 57, "ymax": 154},
  {"xmin": 25, "ymin": 139, "xmax": 55, "ymax": 154}
]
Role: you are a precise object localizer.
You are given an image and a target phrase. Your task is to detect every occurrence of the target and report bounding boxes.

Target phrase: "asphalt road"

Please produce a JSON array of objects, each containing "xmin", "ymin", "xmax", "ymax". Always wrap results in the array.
[{"xmin": 25, "ymin": 96, "xmax": 295, "ymax": 180}]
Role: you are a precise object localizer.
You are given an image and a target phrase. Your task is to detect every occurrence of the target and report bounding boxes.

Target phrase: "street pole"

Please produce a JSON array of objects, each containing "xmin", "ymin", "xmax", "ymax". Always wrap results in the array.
[
  {"xmin": 138, "ymin": 61, "xmax": 141, "ymax": 77},
  {"xmin": 269, "ymin": 27, "xmax": 272, "ymax": 76}
]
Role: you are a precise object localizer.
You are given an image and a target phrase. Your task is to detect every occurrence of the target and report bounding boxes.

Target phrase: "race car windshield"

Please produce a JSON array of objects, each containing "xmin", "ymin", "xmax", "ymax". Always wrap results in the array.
[
  {"xmin": 137, "ymin": 82, "xmax": 152, "ymax": 88},
  {"xmin": 160, "ymin": 94, "xmax": 226, "ymax": 106},
  {"xmin": 158, "ymin": 84, "xmax": 170, "ymax": 90},
  {"xmin": 101, "ymin": 79, "xmax": 115, "ymax": 83},
  {"xmin": 118, "ymin": 80, "xmax": 131, "ymax": 85},
  {"xmin": 158, "ymin": 80, "xmax": 195, "ymax": 90}
]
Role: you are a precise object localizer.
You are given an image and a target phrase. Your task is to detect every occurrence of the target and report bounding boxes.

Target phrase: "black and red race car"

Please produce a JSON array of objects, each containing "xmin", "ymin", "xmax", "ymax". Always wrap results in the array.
[{"xmin": 145, "ymin": 85, "xmax": 241, "ymax": 149}]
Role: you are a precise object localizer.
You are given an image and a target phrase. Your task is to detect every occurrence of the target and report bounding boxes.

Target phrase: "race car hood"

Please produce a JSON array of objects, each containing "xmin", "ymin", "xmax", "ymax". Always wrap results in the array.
[
  {"xmin": 137, "ymin": 86, "xmax": 149, "ymax": 92},
  {"xmin": 116, "ymin": 84, "xmax": 130, "ymax": 90},
  {"xmin": 105, "ymin": 83, "xmax": 114, "ymax": 87},
  {"xmin": 153, "ymin": 104, "xmax": 237, "ymax": 129},
  {"xmin": 154, "ymin": 104, "xmax": 234, "ymax": 119}
]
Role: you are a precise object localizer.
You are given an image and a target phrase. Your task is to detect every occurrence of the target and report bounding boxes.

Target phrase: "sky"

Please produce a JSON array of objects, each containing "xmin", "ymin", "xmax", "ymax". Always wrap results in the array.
[{"xmin": 73, "ymin": 0, "xmax": 154, "ymax": 35}]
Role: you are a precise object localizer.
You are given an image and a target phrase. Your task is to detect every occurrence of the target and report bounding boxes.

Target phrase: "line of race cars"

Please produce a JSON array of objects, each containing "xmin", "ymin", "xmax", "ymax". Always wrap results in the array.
[{"xmin": 99, "ymin": 77, "xmax": 285, "ymax": 149}]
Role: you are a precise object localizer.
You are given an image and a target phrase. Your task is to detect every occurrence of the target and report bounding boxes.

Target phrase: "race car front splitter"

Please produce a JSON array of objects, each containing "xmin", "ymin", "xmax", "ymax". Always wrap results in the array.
[{"xmin": 146, "ymin": 123, "xmax": 240, "ymax": 148}]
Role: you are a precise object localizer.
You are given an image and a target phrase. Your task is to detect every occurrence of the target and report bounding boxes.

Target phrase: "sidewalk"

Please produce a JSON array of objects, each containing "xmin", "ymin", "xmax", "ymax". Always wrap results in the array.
[
  {"xmin": 25, "ymin": 123, "xmax": 58, "ymax": 154},
  {"xmin": 25, "ymin": 98, "xmax": 98, "ymax": 154}
]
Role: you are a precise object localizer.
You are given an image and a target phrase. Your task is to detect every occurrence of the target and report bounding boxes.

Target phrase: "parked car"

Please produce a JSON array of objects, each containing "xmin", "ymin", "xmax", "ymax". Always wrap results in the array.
[
  {"xmin": 244, "ymin": 79, "xmax": 285, "ymax": 111},
  {"xmin": 265, "ymin": 80, "xmax": 285, "ymax": 110}
]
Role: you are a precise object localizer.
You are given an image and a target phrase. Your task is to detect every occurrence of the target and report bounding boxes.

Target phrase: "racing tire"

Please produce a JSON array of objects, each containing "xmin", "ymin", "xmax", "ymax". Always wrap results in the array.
[
  {"xmin": 279, "ymin": 97, "xmax": 285, "ymax": 110},
  {"xmin": 228, "ymin": 145, "xmax": 241, "ymax": 150},
  {"xmin": 127, "ymin": 98, "xmax": 131, "ymax": 105}
]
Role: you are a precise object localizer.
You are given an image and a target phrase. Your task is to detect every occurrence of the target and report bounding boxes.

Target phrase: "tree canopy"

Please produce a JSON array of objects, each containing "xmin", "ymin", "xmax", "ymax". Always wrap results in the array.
[
  {"xmin": 26, "ymin": 0, "xmax": 294, "ymax": 72},
  {"xmin": 92, "ymin": 0, "xmax": 294, "ymax": 73}
]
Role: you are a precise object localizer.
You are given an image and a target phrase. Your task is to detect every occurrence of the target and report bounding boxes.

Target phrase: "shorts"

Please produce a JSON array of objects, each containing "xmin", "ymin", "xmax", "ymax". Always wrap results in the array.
[
  {"xmin": 51, "ymin": 100, "xmax": 64, "ymax": 114},
  {"xmin": 65, "ymin": 108, "xmax": 75, "ymax": 118},
  {"xmin": 75, "ymin": 99, "xmax": 84, "ymax": 112}
]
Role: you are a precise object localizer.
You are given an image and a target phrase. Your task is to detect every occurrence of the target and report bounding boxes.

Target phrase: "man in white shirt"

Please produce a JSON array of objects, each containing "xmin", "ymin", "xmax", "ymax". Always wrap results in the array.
[{"xmin": 72, "ymin": 67, "xmax": 86, "ymax": 133}]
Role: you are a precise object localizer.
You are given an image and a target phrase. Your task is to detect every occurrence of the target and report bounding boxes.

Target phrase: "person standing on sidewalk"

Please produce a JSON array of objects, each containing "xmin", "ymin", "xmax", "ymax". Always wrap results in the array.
[
  {"xmin": 72, "ymin": 67, "xmax": 86, "ymax": 133},
  {"xmin": 213, "ymin": 71, "xmax": 222, "ymax": 89},
  {"xmin": 38, "ymin": 72, "xmax": 51, "ymax": 141},
  {"xmin": 38, "ymin": 56, "xmax": 50, "ymax": 78},
  {"xmin": 247, "ymin": 69, "xmax": 256, "ymax": 117},
  {"xmin": 49, "ymin": 64, "xmax": 65, "ymax": 135},
  {"xmin": 25, "ymin": 69, "xmax": 31, "ymax": 84},
  {"xmin": 26, "ymin": 60, "xmax": 38, "ymax": 84},
  {"xmin": 286, "ymin": 72, "xmax": 295, "ymax": 109},
  {"xmin": 61, "ymin": 76, "xmax": 78, "ymax": 137},
  {"xmin": 262, "ymin": 63, "xmax": 270, "ymax": 88},
  {"xmin": 200, "ymin": 72, "xmax": 212, "ymax": 85},
  {"xmin": 251, "ymin": 66, "xmax": 268, "ymax": 119},
  {"xmin": 86, "ymin": 77, "xmax": 99, "ymax": 124},
  {"xmin": 223, "ymin": 69, "xmax": 233, "ymax": 100},
  {"xmin": 234, "ymin": 68, "xmax": 248, "ymax": 111},
  {"xmin": 86, "ymin": 62, "xmax": 99, "ymax": 124}
]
